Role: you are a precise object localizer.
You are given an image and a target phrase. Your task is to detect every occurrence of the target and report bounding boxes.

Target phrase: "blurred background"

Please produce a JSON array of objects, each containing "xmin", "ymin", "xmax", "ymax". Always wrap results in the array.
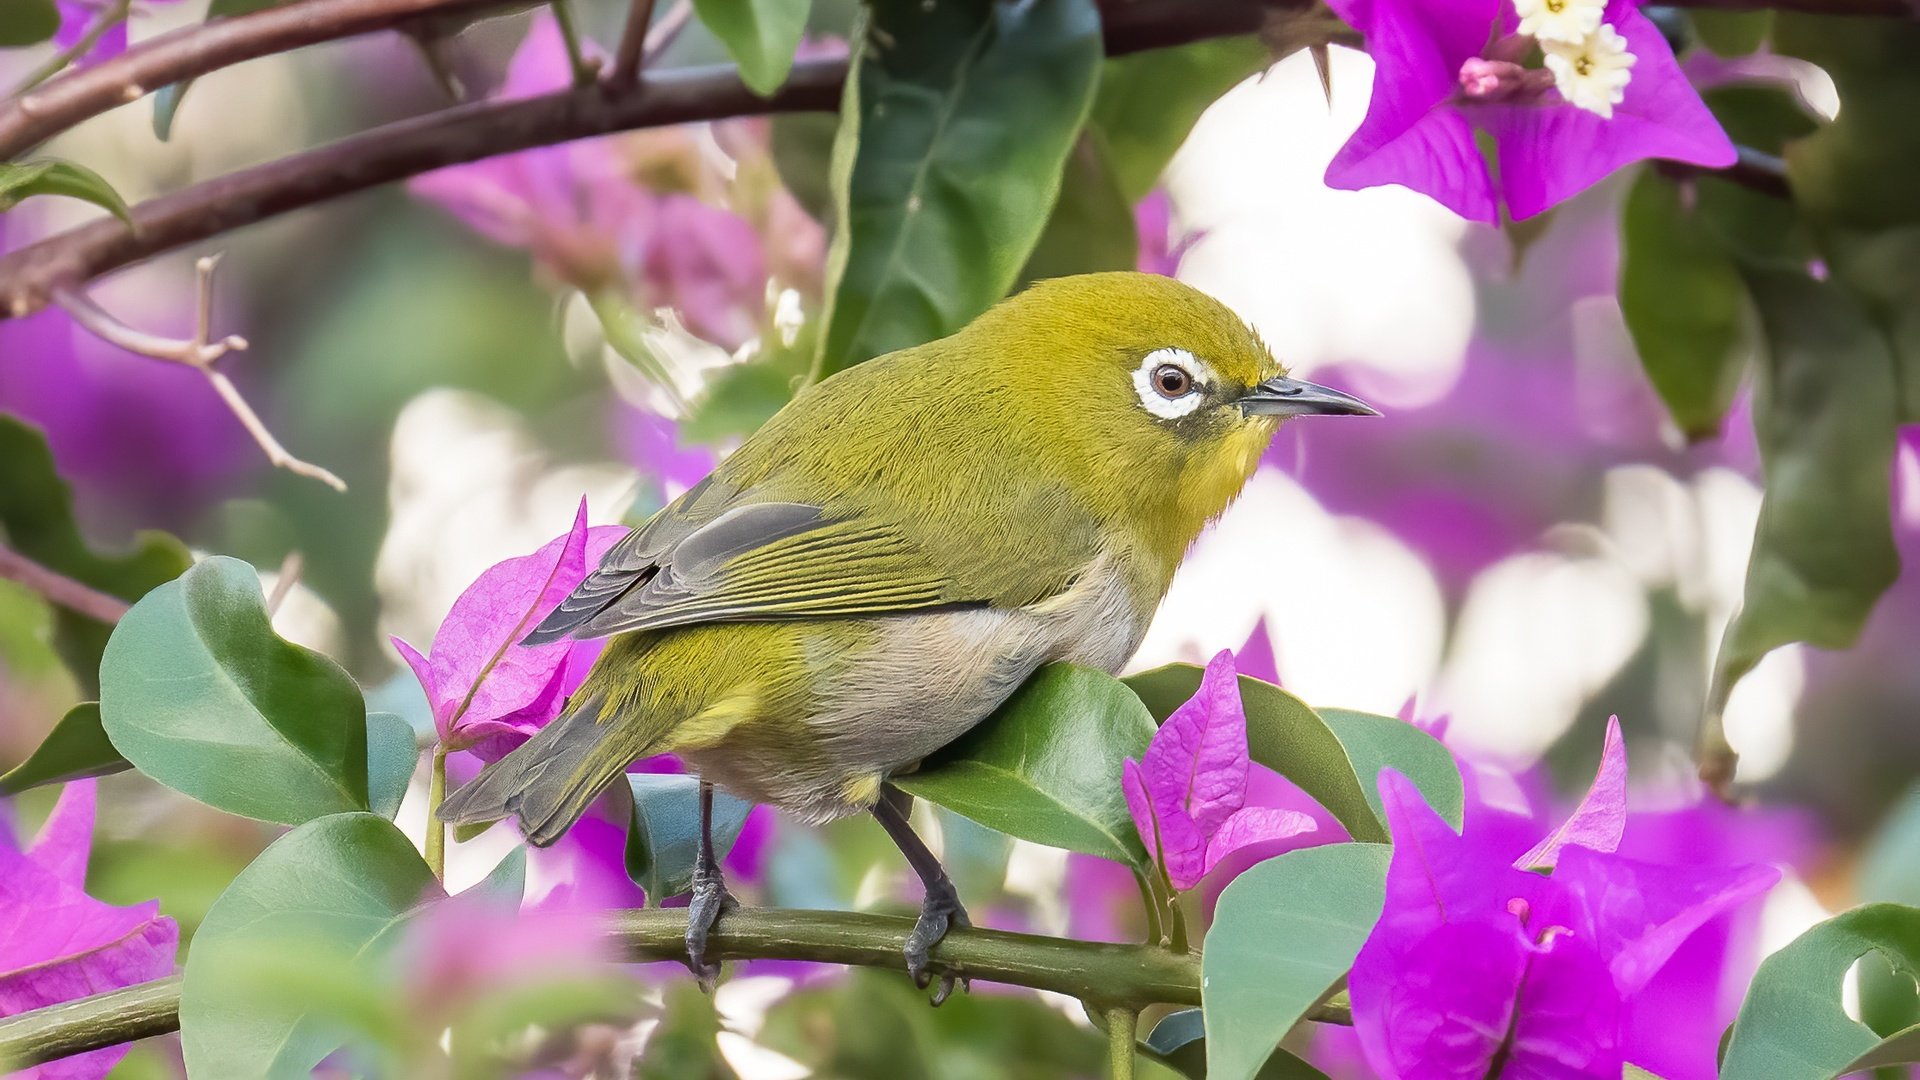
[{"xmin": 1, "ymin": 4, "xmax": 1914, "ymax": 1077}]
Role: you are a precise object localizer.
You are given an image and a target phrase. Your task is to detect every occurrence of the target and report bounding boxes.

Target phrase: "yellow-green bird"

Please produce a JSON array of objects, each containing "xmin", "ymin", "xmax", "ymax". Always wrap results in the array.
[{"xmin": 439, "ymin": 271, "xmax": 1375, "ymax": 998}]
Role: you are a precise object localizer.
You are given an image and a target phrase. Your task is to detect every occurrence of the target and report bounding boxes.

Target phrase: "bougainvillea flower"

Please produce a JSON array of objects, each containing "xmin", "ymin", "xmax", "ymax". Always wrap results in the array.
[
  {"xmin": 1134, "ymin": 191, "xmax": 1200, "ymax": 278},
  {"xmin": 1517, "ymin": 715, "xmax": 1626, "ymax": 869},
  {"xmin": 1349, "ymin": 763, "xmax": 1778, "ymax": 1079},
  {"xmin": 409, "ymin": 14, "xmax": 776, "ymax": 350},
  {"xmin": 1324, "ymin": 0, "xmax": 1734, "ymax": 221},
  {"xmin": 392, "ymin": 499, "xmax": 625, "ymax": 762},
  {"xmin": 0, "ymin": 781, "xmax": 179, "ymax": 1080},
  {"xmin": 1123, "ymin": 650, "xmax": 1316, "ymax": 890},
  {"xmin": 49, "ymin": 0, "xmax": 184, "ymax": 66}
]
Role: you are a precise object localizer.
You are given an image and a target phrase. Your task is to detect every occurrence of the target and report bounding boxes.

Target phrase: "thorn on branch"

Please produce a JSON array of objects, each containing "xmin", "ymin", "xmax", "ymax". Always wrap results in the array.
[{"xmin": 52, "ymin": 258, "xmax": 349, "ymax": 493}]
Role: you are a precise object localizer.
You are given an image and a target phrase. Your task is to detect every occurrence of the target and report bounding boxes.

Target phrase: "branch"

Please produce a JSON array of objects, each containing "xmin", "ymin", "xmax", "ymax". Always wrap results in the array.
[
  {"xmin": 0, "ymin": 0, "xmax": 1271, "ymax": 319},
  {"xmin": 0, "ymin": 544, "xmax": 131, "ymax": 623},
  {"xmin": 0, "ymin": 907, "xmax": 1356, "ymax": 1069},
  {"xmin": 610, "ymin": 0, "xmax": 660, "ymax": 84},
  {"xmin": 53, "ymin": 257, "xmax": 348, "ymax": 490},
  {"xmin": 0, "ymin": 0, "xmax": 528, "ymax": 160}
]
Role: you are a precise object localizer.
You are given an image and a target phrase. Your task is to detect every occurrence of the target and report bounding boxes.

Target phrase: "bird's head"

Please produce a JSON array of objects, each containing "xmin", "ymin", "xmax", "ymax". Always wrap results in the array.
[{"xmin": 959, "ymin": 272, "xmax": 1377, "ymax": 550}]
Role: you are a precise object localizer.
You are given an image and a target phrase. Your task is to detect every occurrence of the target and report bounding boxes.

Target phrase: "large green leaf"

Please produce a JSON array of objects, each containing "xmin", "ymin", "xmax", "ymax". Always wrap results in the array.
[
  {"xmin": 365, "ymin": 711, "xmax": 418, "ymax": 821},
  {"xmin": 0, "ymin": 160, "xmax": 133, "ymax": 225},
  {"xmin": 895, "ymin": 663, "xmax": 1155, "ymax": 866},
  {"xmin": 1826, "ymin": 226, "xmax": 1920, "ymax": 426},
  {"xmin": 1721, "ymin": 903, "xmax": 1920, "ymax": 1079},
  {"xmin": 1016, "ymin": 132, "xmax": 1137, "ymax": 287},
  {"xmin": 1090, "ymin": 36, "xmax": 1270, "ymax": 202},
  {"xmin": 0, "ymin": 0, "xmax": 59, "ymax": 45},
  {"xmin": 100, "ymin": 556, "xmax": 372, "ymax": 825},
  {"xmin": 0, "ymin": 702, "xmax": 128, "ymax": 795},
  {"xmin": 1774, "ymin": 15, "xmax": 1920, "ymax": 229},
  {"xmin": 1126, "ymin": 665, "xmax": 1385, "ymax": 843},
  {"xmin": 693, "ymin": 0, "xmax": 812, "ymax": 96},
  {"xmin": 1707, "ymin": 270, "xmax": 1900, "ymax": 768},
  {"xmin": 0, "ymin": 417, "xmax": 193, "ymax": 692},
  {"xmin": 1619, "ymin": 171, "xmax": 1752, "ymax": 440},
  {"xmin": 1203, "ymin": 843, "xmax": 1390, "ymax": 1080},
  {"xmin": 813, "ymin": 0, "xmax": 1102, "ymax": 375},
  {"xmin": 180, "ymin": 813, "xmax": 441, "ymax": 1079},
  {"xmin": 625, "ymin": 774, "xmax": 754, "ymax": 902},
  {"xmin": 1318, "ymin": 708, "xmax": 1463, "ymax": 831}
]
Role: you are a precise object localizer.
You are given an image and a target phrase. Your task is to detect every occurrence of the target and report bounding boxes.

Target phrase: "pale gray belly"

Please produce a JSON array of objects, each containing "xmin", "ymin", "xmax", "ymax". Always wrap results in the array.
[{"xmin": 680, "ymin": 550, "xmax": 1147, "ymax": 822}]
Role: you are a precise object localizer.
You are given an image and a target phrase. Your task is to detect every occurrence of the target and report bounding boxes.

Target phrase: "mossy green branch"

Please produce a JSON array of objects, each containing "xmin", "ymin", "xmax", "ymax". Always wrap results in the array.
[{"xmin": 0, "ymin": 907, "xmax": 1354, "ymax": 1069}]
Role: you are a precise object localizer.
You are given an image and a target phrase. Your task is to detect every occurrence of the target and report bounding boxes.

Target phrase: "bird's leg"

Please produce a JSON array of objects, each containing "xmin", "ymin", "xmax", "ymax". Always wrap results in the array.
[
  {"xmin": 685, "ymin": 779, "xmax": 737, "ymax": 993},
  {"xmin": 872, "ymin": 783, "xmax": 971, "ymax": 1005}
]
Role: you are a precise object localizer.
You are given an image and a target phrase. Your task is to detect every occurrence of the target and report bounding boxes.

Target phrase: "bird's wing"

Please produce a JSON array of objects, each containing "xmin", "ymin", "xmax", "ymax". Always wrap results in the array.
[{"xmin": 523, "ymin": 480, "xmax": 978, "ymax": 643}]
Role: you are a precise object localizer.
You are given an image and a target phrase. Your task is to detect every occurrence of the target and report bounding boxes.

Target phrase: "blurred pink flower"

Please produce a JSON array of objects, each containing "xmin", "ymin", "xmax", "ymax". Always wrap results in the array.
[
  {"xmin": 1123, "ymin": 650, "xmax": 1316, "ymax": 890},
  {"xmin": 392, "ymin": 499, "xmax": 625, "ymax": 761},
  {"xmin": 1324, "ymin": 0, "xmax": 1733, "ymax": 221},
  {"xmin": 0, "ymin": 781, "xmax": 179, "ymax": 1080},
  {"xmin": 1517, "ymin": 715, "xmax": 1627, "ymax": 869},
  {"xmin": 1134, "ymin": 191, "xmax": 1199, "ymax": 278},
  {"xmin": 52, "ymin": 0, "xmax": 183, "ymax": 66},
  {"xmin": 1348, "ymin": 727, "xmax": 1778, "ymax": 1080},
  {"xmin": 409, "ymin": 15, "xmax": 792, "ymax": 352}
]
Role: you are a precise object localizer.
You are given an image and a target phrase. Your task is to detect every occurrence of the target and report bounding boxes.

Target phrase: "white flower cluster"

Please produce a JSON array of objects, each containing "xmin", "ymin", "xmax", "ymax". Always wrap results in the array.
[{"xmin": 1513, "ymin": 0, "xmax": 1636, "ymax": 118}]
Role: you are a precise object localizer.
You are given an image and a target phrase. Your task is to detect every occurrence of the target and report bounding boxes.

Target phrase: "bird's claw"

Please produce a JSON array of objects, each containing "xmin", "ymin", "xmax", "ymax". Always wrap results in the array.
[
  {"xmin": 685, "ymin": 866, "xmax": 738, "ymax": 994},
  {"xmin": 905, "ymin": 881, "xmax": 970, "ymax": 1006}
]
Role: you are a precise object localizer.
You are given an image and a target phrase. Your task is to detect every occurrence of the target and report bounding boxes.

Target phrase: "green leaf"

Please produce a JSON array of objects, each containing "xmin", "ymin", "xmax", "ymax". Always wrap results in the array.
[
  {"xmin": 0, "ymin": 159, "xmax": 133, "ymax": 225},
  {"xmin": 1690, "ymin": 10, "xmax": 1771, "ymax": 57},
  {"xmin": 680, "ymin": 334, "xmax": 812, "ymax": 444},
  {"xmin": 625, "ymin": 774, "xmax": 754, "ymax": 902},
  {"xmin": 0, "ymin": 0, "xmax": 58, "ymax": 46},
  {"xmin": 771, "ymin": 113, "xmax": 838, "ymax": 225},
  {"xmin": 896, "ymin": 663, "xmax": 1155, "ymax": 866},
  {"xmin": 1125, "ymin": 664, "xmax": 1387, "ymax": 843},
  {"xmin": 692, "ymin": 0, "xmax": 811, "ymax": 96},
  {"xmin": 0, "ymin": 417, "xmax": 193, "ymax": 692},
  {"xmin": 100, "ymin": 556, "xmax": 372, "ymax": 825},
  {"xmin": 1709, "ymin": 270, "xmax": 1900, "ymax": 746},
  {"xmin": 1090, "ymin": 36, "xmax": 1270, "ymax": 202},
  {"xmin": 365, "ymin": 711, "xmax": 418, "ymax": 820},
  {"xmin": 1016, "ymin": 132, "xmax": 1137, "ymax": 287},
  {"xmin": 1702, "ymin": 84, "xmax": 1817, "ymax": 159},
  {"xmin": 1619, "ymin": 171, "xmax": 1752, "ymax": 440},
  {"xmin": 180, "ymin": 813, "xmax": 440, "ymax": 1079},
  {"xmin": 0, "ymin": 702, "xmax": 128, "ymax": 795},
  {"xmin": 1774, "ymin": 15, "xmax": 1920, "ymax": 229},
  {"xmin": 1203, "ymin": 843, "xmax": 1390, "ymax": 1080},
  {"xmin": 1825, "ymin": 226, "xmax": 1920, "ymax": 426},
  {"xmin": 814, "ymin": 0, "xmax": 1103, "ymax": 375},
  {"xmin": 1721, "ymin": 903, "xmax": 1920, "ymax": 1079},
  {"xmin": 1318, "ymin": 708, "xmax": 1463, "ymax": 831}
]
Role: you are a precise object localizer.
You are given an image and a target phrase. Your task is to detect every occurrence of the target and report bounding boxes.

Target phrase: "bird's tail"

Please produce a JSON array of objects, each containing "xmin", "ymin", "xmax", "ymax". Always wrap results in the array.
[{"xmin": 438, "ymin": 695, "xmax": 653, "ymax": 847}]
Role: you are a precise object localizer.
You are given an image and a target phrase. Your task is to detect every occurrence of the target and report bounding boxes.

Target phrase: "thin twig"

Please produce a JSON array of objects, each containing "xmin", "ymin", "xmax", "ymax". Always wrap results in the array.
[
  {"xmin": 263, "ymin": 551, "xmax": 304, "ymax": 615},
  {"xmin": 52, "ymin": 258, "xmax": 348, "ymax": 491},
  {"xmin": 639, "ymin": 0, "xmax": 691, "ymax": 62},
  {"xmin": 0, "ymin": 0, "xmax": 526, "ymax": 159},
  {"xmin": 7, "ymin": 0, "xmax": 133, "ymax": 98},
  {"xmin": 610, "ymin": 0, "xmax": 659, "ymax": 84},
  {"xmin": 0, "ymin": 544, "xmax": 131, "ymax": 624}
]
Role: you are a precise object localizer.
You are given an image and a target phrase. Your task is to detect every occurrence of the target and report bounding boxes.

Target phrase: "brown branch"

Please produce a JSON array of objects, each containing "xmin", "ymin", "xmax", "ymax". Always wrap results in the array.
[
  {"xmin": 610, "ymin": 0, "xmax": 659, "ymax": 84},
  {"xmin": 0, "ymin": 544, "xmax": 132, "ymax": 623},
  {"xmin": 53, "ymin": 257, "xmax": 348, "ymax": 490},
  {"xmin": 0, "ymin": 0, "xmax": 528, "ymax": 161},
  {"xmin": 0, "ymin": 0, "xmax": 1274, "ymax": 319}
]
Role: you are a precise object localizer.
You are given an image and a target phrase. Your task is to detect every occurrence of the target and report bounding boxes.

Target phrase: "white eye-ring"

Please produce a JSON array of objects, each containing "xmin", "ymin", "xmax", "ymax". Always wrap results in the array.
[{"xmin": 1133, "ymin": 348, "xmax": 1210, "ymax": 420}]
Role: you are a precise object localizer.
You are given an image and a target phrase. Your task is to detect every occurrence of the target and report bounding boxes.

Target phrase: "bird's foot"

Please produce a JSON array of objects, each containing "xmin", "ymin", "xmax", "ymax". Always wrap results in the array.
[
  {"xmin": 905, "ymin": 878, "xmax": 971, "ymax": 1006},
  {"xmin": 685, "ymin": 865, "xmax": 738, "ymax": 994}
]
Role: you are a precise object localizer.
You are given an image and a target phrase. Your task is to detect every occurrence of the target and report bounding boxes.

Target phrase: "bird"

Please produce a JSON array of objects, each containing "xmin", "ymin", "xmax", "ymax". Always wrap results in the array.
[{"xmin": 438, "ymin": 271, "xmax": 1376, "ymax": 1001}]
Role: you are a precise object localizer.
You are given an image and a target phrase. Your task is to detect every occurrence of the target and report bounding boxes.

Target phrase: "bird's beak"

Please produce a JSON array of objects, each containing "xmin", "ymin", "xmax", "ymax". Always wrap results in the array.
[{"xmin": 1236, "ymin": 375, "xmax": 1379, "ymax": 418}]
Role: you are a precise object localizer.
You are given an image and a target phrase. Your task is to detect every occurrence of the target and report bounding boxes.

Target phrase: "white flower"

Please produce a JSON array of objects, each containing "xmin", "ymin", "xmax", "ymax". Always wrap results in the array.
[
  {"xmin": 1544, "ymin": 23, "xmax": 1636, "ymax": 119},
  {"xmin": 1514, "ymin": 0, "xmax": 1607, "ymax": 44}
]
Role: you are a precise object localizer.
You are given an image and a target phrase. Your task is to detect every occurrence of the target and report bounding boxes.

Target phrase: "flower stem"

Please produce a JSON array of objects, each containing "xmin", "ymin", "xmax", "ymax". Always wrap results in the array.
[
  {"xmin": 549, "ymin": 0, "xmax": 597, "ymax": 88},
  {"xmin": 1105, "ymin": 1006, "xmax": 1137, "ymax": 1080},
  {"xmin": 1132, "ymin": 867, "xmax": 1164, "ymax": 946},
  {"xmin": 9, "ymin": 0, "xmax": 132, "ymax": 97},
  {"xmin": 424, "ymin": 744, "xmax": 448, "ymax": 880}
]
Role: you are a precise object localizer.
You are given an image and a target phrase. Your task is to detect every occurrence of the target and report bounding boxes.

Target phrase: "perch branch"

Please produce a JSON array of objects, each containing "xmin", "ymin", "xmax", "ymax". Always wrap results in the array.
[
  {"xmin": 0, "ymin": 544, "xmax": 131, "ymax": 624},
  {"xmin": 52, "ymin": 257, "xmax": 348, "ymax": 491},
  {"xmin": 0, "ymin": 907, "xmax": 1356, "ymax": 1068},
  {"xmin": 0, "ymin": 0, "xmax": 529, "ymax": 160}
]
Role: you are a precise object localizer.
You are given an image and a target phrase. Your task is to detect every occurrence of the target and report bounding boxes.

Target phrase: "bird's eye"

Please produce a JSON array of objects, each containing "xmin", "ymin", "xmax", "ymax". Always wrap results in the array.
[{"xmin": 1151, "ymin": 363, "xmax": 1194, "ymax": 399}]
